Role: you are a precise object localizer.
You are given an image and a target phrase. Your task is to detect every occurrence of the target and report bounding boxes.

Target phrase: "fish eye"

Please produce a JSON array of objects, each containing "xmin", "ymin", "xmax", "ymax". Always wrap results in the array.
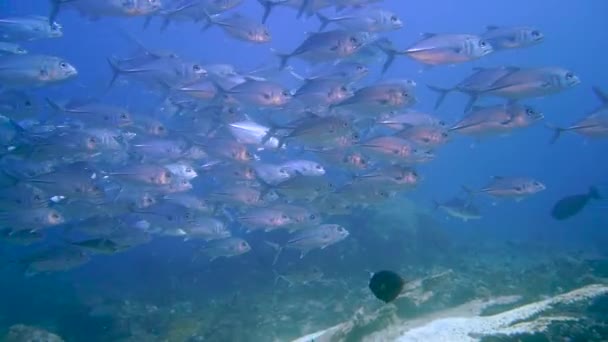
[
  {"xmin": 263, "ymin": 93, "xmax": 271, "ymax": 100},
  {"xmin": 193, "ymin": 65, "xmax": 201, "ymax": 71},
  {"xmin": 282, "ymin": 90, "xmax": 290, "ymax": 97},
  {"xmin": 356, "ymin": 65, "xmax": 364, "ymax": 71},
  {"xmin": 439, "ymin": 120, "xmax": 446, "ymax": 126},
  {"xmin": 565, "ymin": 72, "xmax": 574, "ymax": 79},
  {"xmin": 526, "ymin": 108, "xmax": 535, "ymax": 115},
  {"xmin": 51, "ymin": 213, "xmax": 59, "ymax": 219},
  {"xmin": 402, "ymin": 91, "xmax": 409, "ymax": 97},
  {"xmin": 309, "ymin": 214, "xmax": 316, "ymax": 220},
  {"xmin": 59, "ymin": 62, "xmax": 68, "ymax": 69},
  {"xmin": 240, "ymin": 242, "xmax": 247, "ymax": 247},
  {"xmin": 479, "ymin": 41, "xmax": 487, "ymax": 47},
  {"xmin": 350, "ymin": 37, "xmax": 358, "ymax": 43},
  {"xmin": 315, "ymin": 165, "xmax": 323, "ymax": 169},
  {"xmin": 441, "ymin": 132, "xmax": 449, "ymax": 137},
  {"xmin": 531, "ymin": 30, "xmax": 541, "ymax": 37}
]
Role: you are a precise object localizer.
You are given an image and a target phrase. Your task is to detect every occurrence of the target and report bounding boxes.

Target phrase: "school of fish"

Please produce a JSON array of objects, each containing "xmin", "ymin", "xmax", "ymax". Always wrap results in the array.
[{"xmin": 0, "ymin": 0, "xmax": 604, "ymax": 276}]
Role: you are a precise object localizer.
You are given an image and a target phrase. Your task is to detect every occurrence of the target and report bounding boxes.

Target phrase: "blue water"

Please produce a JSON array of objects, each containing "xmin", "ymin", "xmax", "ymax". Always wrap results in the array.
[{"xmin": 1, "ymin": 1, "xmax": 607, "ymax": 341}]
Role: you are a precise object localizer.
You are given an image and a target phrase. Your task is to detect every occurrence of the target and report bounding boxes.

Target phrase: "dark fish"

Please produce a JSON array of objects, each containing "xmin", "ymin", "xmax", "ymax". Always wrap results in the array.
[
  {"xmin": 551, "ymin": 187, "xmax": 601, "ymax": 220},
  {"xmin": 369, "ymin": 270, "xmax": 404, "ymax": 303}
]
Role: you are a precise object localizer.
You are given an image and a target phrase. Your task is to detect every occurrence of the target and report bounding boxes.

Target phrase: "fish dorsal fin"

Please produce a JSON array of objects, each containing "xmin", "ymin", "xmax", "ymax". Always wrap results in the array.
[
  {"xmin": 485, "ymin": 25, "xmax": 500, "ymax": 31},
  {"xmin": 420, "ymin": 32, "xmax": 437, "ymax": 39}
]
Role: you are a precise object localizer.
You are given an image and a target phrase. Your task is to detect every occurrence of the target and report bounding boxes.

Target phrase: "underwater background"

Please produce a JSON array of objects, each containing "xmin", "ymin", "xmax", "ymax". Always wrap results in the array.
[{"xmin": 0, "ymin": 1, "xmax": 608, "ymax": 341}]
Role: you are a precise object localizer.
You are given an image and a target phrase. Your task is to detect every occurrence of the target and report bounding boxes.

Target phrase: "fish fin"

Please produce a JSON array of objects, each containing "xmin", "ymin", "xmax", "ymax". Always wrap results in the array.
[
  {"xmin": 426, "ymin": 85, "xmax": 453, "ymax": 109},
  {"xmin": 265, "ymin": 241, "xmax": 284, "ymax": 265},
  {"xmin": 592, "ymin": 86, "xmax": 608, "ymax": 106},
  {"xmin": 106, "ymin": 57, "xmax": 123, "ymax": 89},
  {"xmin": 589, "ymin": 186, "xmax": 601, "ymax": 200},
  {"xmin": 485, "ymin": 25, "xmax": 500, "ymax": 31},
  {"xmin": 299, "ymin": 249, "xmax": 310, "ymax": 259},
  {"xmin": 431, "ymin": 200, "xmax": 440, "ymax": 211},
  {"xmin": 461, "ymin": 185, "xmax": 475, "ymax": 197},
  {"xmin": 463, "ymin": 94, "xmax": 479, "ymax": 113},
  {"xmin": 44, "ymin": 97, "xmax": 66, "ymax": 114},
  {"xmin": 420, "ymin": 32, "xmax": 437, "ymax": 39},
  {"xmin": 257, "ymin": 0, "xmax": 278, "ymax": 24},
  {"xmin": 315, "ymin": 12, "xmax": 332, "ymax": 31},
  {"xmin": 545, "ymin": 123, "xmax": 566, "ymax": 144},
  {"xmin": 297, "ymin": 0, "xmax": 310, "ymax": 19},
  {"xmin": 270, "ymin": 48, "xmax": 291, "ymax": 70},
  {"xmin": 48, "ymin": 0, "xmax": 74, "ymax": 24}
]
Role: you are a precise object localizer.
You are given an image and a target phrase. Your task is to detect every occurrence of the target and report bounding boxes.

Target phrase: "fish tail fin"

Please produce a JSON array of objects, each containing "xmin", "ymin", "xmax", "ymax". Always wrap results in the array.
[
  {"xmin": 106, "ymin": 57, "xmax": 123, "ymax": 89},
  {"xmin": 272, "ymin": 49, "xmax": 291, "ymax": 70},
  {"xmin": 426, "ymin": 85, "xmax": 453, "ymax": 109},
  {"xmin": 48, "ymin": 0, "xmax": 72, "ymax": 24},
  {"xmin": 463, "ymin": 94, "xmax": 479, "ymax": 113},
  {"xmin": 592, "ymin": 86, "xmax": 608, "ymax": 107},
  {"xmin": 297, "ymin": 0, "xmax": 310, "ymax": 19},
  {"xmin": 431, "ymin": 199, "xmax": 440, "ymax": 211},
  {"xmin": 461, "ymin": 185, "xmax": 475, "ymax": 197},
  {"xmin": 265, "ymin": 241, "xmax": 284, "ymax": 265},
  {"xmin": 316, "ymin": 12, "xmax": 331, "ymax": 31},
  {"xmin": 546, "ymin": 124, "xmax": 566, "ymax": 144},
  {"xmin": 143, "ymin": 15, "xmax": 153, "ymax": 30},
  {"xmin": 45, "ymin": 97, "xmax": 65, "ymax": 113},
  {"xmin": 374, "ymin": 41, "xmax": 403, "ymax": 74},
  {"xmin": 589, "ymin": 186, "xmax": 601, "ymax": 199},
  {"xmin": 380, "ymin": 49, "xmax": 396, "ymax": 74},
  {"xmin": 160, "ymin": 16, "xmax": 171, "ymax": 32},
  {"xmin": 201, "ymin": 9, "xmax": 216, "ymax": 31},
  {"xmin": 257, "ymin": 0, "xmax": 276, "ymax": 24}
]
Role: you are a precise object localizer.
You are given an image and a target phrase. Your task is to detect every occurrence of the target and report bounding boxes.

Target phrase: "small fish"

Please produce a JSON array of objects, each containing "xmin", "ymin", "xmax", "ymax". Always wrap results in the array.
[
  {"xmin": 482, "ymin": 25, "xmax": 544, "ymax": 50},
  {"xmin": 377, "ymin": 111, "xmax": 447, "ymax": 130},
  {"xmin": 450, "ymin": 104, "xmax": 544, "ymax": 137},
  {"xmin": 427, "ymin": 66, "xmax": 516, "ymax": 111},
  {"xmin": 0, "ymin": 54, "xmax": 77, "ymax": 88},
  {"xmin": 183, "ymin": 217, "xmax": 231, "ymax": 241},
  {"xmin": 479, "ymin": 67, "xmax": 580, "ymax": 101},
  {"xmin": 279, "ymin": 159, "xmax": 325, "ymax": 177},
  {"xmin": 204, "ymin": 12, "xmax": 271, "ymax": 43},
  {"xmin": 0, "ymin": 228, "xmax": 44, "ymax": 246},
  {"xmin": 381, "ymin": 33, "xmax": 493, "ymax": 73},
  {"xmin": 276, "ymin": 30, "xmax": 366, "ymax": 69},
  {"xmin": 238, "ymin": 207, "xmax": 292, "ymax": 232},
  {"xmin": 465, "ymin": 176, "xmax": 546, "ymax": 201},
  {"xmin": 198, "ymin": 237, "xmax": 251, "ymax": 261},
  {"xmin": 433, "ymin": 197, "xmax": 481, "ymax": 222},
  {"xmin": 331, "ymin": 80, "xmax": 417, "ymax": 113},
  {"xmin": 22, "ymin": 247, "xmax": 90, "ymax": 276},
  {"xmin": 0, "ymin": 41, "xmax": 27, "ymax": 55},
  {"xmin": 551, "ymin": 187, "xmax": 601, "ymax": 221},
  {"xmin": 69, "ymin": 238, "xmax": 127, "ymax": 254},
  {"xmin": 50, "ymin": 0, "xmax": 162, "ymax": 23},
  {"xmin": 269, "ymin": 223, "xmax": 349, "ymax": 264},
  {"xmin": 316, "ymin": 8, "xmax": 403, "ymax": 33},
  {"xmin": 219, "ymin": 79, "xmax": 292, "ymax": 108},
  {"xmin": 0, "ymin": 16, "xmax": 63, "ymax": 42},
  {"xmin": 549, "ymin": 87, "xmax": 608, "ymax": 143}
]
